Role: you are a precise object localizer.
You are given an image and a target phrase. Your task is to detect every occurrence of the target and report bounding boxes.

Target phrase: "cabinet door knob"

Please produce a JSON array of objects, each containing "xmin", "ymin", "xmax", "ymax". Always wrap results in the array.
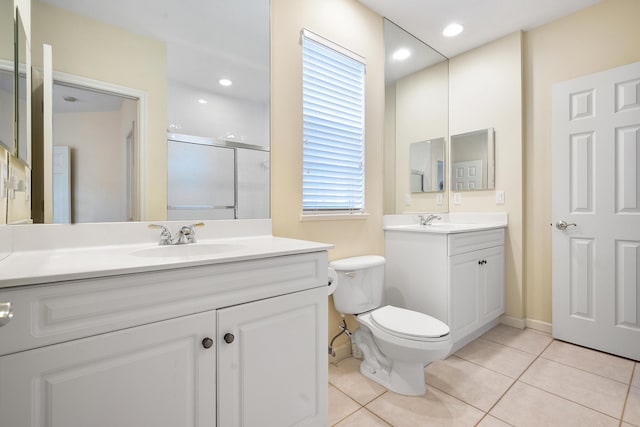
[
  {"xmin": 0, "ymin": 302, "xmax": 13, "ymax": 327},
  {"xmin": 224, "ymin": 333, "xmax": 235, "ymax": 344},
  {"xmin": 202, "ymin": 337, "xmax": 214, "ymax": 349}
]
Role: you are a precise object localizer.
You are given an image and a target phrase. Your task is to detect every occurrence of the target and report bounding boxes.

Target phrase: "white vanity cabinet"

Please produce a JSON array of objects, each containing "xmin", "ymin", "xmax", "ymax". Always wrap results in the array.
[
  {"xmin": 0, "ymin": 311, "xmax": 218, "ymax": 427},
  {"xmin": 0, "ymin": 251, "xmax": 328, "ymax": 427},
  {"xmin": 385, "ymin": 227, "xmax": 505, "ymax": 351}
]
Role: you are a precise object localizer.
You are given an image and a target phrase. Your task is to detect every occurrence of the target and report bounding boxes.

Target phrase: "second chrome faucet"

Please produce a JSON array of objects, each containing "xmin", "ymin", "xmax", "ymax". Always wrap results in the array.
[{"xmin": 418, "ymin": 214, "xmax": 441, "ymax": 227}]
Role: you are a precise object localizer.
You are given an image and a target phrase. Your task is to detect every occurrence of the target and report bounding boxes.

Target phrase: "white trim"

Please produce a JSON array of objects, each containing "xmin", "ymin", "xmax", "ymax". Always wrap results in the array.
[
  {"xmin": 300, "ymin": 213, "xmax": 370, "ymax": 222},
  {"xmin": 500, "ymin": 315, "xmax": 526, "ymax": 330},
  {"xmin": 301, "ymin": 29, "xmax": 366, "ymax": 65},
  {"xmin": 51, "ymin": 70, "xmax": 149, "ymax": 220},
  {"xmin": 525, "ymin": 318, "xmax": 552, "ymax": 334},
  {"xmin": 499, "ymin": 315, "xmax": 553, "ymax": 334}
]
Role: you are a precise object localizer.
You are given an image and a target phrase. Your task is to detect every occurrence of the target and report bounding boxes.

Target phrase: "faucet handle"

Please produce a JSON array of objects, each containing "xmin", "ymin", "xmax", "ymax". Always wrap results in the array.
[{"xmin": 148, "ymin": 224, "xmax": 172, "ymax": 245}]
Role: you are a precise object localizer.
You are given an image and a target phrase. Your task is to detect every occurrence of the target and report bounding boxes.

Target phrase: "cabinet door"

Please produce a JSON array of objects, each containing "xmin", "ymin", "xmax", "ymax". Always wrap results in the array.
[
  {"xmin": 0, "ymin": 312, "xmax": 216, "ymax": 427},
  {"xmin": 217, "ymin": 287, "xmax": 327, "ymax": 427},
  {"xmin": 480, "ymin": 245, "xmax": 505, "ymax": 323},
  {"xmin": 449, "ymin": 251, "xmax": 481, "ymax": 340}
]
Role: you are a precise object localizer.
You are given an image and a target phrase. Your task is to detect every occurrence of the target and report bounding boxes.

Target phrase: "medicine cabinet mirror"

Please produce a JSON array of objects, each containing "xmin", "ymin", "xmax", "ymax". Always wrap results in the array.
[
  {"xmin": 450, "ymin": 128, "xmax": 495, "ymax": 191},
  {"xmin": 409, "ymin": 137, "xmax": 444, "ymax": 193}
]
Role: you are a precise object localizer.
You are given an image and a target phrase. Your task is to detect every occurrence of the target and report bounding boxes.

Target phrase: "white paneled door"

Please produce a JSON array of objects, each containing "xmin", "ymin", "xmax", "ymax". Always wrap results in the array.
[{"xmin": 552, "ymin": 61, "xmax": 640, "ymax": 361}]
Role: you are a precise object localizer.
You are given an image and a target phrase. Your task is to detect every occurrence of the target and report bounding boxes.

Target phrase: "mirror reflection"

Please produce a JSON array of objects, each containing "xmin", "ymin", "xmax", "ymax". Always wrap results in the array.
[
  {"xmin": 383, "ymin": 19, "xmax": 449, "ymax": 214},
  {"xmin": 22, "ymin": 0, "xmax": 270, "ymax": 224},
  {"xmin": 16, "ymin": 9, "xmax": 29, "ymax": 166},
  {"xmin": 450, "ymin": 128, "xmax": 495, "ymax": 191},
  {"xmin": 0, "ymin": 0, "xmax": 14, "ymax": 154},
  {"xmin": 410, "ymin": 138, "xmax": 444, "ymax": 193}
]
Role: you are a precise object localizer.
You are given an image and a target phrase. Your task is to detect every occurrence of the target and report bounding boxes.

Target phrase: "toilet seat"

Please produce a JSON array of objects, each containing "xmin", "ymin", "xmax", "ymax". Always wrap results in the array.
[{"xmin": 369, "ymin": 305, "xmax": 450, "ymax": 342}]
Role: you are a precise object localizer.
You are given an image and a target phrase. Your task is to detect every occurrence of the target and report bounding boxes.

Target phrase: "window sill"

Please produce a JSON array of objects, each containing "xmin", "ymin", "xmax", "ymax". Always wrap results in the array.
[{"xmin": 300, "ymin": 212, "xmax": 370, "ymax": 222}]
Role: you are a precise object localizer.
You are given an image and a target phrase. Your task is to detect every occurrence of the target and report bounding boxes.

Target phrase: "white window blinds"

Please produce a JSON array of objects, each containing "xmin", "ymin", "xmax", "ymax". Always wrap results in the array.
[{"xmin": 302, "ymin": 30, "xmax": 365, "ymax": 213}]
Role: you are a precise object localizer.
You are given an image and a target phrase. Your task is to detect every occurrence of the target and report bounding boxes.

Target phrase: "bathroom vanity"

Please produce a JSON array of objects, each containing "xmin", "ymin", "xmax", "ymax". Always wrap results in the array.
[
  {"xmin": 384, "ymin": 214, "xmax": 507, "ymax": 352},
  {"xmin": 0, "ymin": 221, "xmax": 331, "ymax": 427}
]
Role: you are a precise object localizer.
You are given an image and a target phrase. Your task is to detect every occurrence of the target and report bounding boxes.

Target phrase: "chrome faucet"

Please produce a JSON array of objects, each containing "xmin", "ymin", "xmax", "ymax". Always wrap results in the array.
[
  {"xmin": 148, "ymin": 224, "xmax": 173, "ymax": 245},
  {"xmin": 418, "ymin": 214, "xmax": 441, "ymax": 226},
  {"xmin": 148, "ymin": 223, "xmax": 205, "ymax": 245},
  {"xmin": 173, "ymin": 223, "xmax": 205, "ymax": 245}
]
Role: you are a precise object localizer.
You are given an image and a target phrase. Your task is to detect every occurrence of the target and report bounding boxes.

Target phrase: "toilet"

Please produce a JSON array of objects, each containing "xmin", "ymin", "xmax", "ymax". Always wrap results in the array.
[{"xmin": 329, "ymin": 255, "xmax": 452, "ymax": 396}]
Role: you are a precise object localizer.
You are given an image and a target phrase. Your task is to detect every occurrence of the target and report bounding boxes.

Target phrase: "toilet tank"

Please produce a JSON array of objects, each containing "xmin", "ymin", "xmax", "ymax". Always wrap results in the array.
[{"xmin": 330, "ymin": 256, "xmax": 385, "ymax": 314}]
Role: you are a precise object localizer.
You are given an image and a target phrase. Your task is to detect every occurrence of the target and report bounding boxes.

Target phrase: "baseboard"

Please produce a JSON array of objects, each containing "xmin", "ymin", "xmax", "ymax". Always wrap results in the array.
[
  {"xmin": 500, "ymin": 315, "xmax": 526, "ymax": 329},
  {"xmin": 525, "ymin": 318, "xmax": 552, "ymax": 334},
  {"xmin": 500, "ymin": 315, "xmax": 552, "ymax": 334}
]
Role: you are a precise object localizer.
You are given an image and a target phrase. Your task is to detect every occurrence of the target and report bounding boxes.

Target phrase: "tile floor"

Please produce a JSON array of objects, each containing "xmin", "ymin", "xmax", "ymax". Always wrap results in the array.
[{"xmin": 329, "ymin": 325, "xmax": 639, "ymax": 426}]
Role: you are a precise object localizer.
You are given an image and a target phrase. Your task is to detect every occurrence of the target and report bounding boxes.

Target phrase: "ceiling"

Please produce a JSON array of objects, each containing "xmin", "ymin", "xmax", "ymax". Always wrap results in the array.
[
  {"xmin": 359, "ymin": 0, "xmax": 602, "ymax": 58},
  {"xmin": 41, "ymin": 0, "xmax": 270, "ymax": 103}
]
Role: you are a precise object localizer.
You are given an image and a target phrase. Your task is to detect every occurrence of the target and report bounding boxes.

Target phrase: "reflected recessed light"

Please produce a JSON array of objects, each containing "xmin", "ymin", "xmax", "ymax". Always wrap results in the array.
[
  {"xmin": 219, "ymin": 78, "xmax": 232, "ymax": 87},
  {"xmin": 392, "ymin": 48, "xmax": 411, "ymax": 61},
  {"xmin": 198, "ymin": 98, "xmax": 208, "ymax": 104},
  {"xmin": 443, "ymin": 23, "xmax": 464, "ymax": 37}
]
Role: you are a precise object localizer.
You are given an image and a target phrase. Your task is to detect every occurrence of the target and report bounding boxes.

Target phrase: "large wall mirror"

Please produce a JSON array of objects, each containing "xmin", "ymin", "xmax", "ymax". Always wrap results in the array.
[
  {"xmin": 0, "ymin": 0, "xmax": 15, "ymax": 155},
  {"xmin": 450, "ymin": 128, "xmax": 495, "ymax": 191},
  {"xmin": 383, "ymin": 19, "xmax": 448, "ymax": 214},
  {"xmin": 13, "ymin": 0, "xmax": 270, "ymax": 224}
]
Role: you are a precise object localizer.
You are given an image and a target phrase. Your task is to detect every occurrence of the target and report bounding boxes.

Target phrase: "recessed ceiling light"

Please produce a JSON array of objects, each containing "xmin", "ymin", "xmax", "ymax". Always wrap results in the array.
[
  {"xmin": 198, "ymin": 98, "xmax": 208, "ymax": 104},
  {"xmin": 219, "ymin": 78, "xmax": 232, "ymax": 87},
  {"xmin": 443, "ymin": 23, "xmax": 464, "ymax": 37},
  {"xmin": 392, "ymin": 48, "xmax": 411, "ymax": 61}
]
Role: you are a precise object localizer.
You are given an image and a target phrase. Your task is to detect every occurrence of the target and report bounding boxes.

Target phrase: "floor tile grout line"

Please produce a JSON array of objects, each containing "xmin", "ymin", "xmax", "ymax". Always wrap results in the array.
[
  {"xmin": 618, "ymin": 363, "xmax": 637, "ymax": 427},
  {"xmin": 328, "ymin": 384, "xmax": 367, "ymax": 426},
  {"xmin": 538, "ymin": 353, "xmax": 635, "ymax": 386},
  {"xmin": 473, "ymin": 336, "xmax": 556, "ymax": 426}
]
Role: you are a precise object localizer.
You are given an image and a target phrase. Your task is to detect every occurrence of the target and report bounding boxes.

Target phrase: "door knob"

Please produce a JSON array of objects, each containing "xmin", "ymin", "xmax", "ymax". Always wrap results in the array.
[
  {"xmin": 0, "ymin": 302, "xmax": 13, "ymax": 327},
  {"xmin": 556, "ymin": 220, "xmax": 577, "ymax": 231},
  {"xmin": 202, "ymin": 337, "xmax": 214, "ymax": 349},
  {"xmin": 224, "ymin": 333, "xmax": 235, "ymax": 344}
]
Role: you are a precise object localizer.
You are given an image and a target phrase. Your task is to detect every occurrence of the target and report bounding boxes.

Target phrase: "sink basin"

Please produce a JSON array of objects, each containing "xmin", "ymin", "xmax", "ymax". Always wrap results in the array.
[{"xmin": 131, "ymin": 243, "xmax": 245, "ymax": 258}]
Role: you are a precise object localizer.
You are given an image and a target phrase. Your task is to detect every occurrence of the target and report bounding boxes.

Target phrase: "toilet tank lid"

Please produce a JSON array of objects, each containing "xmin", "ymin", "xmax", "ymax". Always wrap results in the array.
[{"xmin": 329, "ymin": 255, "xmax": 385, "ymax": 271}]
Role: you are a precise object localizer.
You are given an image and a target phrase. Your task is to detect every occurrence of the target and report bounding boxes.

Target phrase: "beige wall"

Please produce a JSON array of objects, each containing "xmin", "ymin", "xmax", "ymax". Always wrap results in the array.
[
  {"xmin": 31, "ymin": 0, "xmax": 167, "ymax": 220},
  {"xmin": 449, "ymin": 32, "xmax": 524, "ymax": 319},
  {"xmin": 524, "ymin": 0, "xmax": 640, "ymax": 323},
  {"xmin": 271, "ymin": 0, "xmax": 385, "ymax": 348}
]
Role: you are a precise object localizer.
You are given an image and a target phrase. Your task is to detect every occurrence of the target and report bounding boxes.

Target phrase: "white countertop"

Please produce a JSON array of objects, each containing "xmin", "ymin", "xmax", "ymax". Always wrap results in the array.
[
  {"xmin": 384, "ymin": 223, "xmax": 506, "ymax": 234},
  {"xmin": 0, "ymin": 236, "xmax": 332, "ymax": 288},
  {"xmin": 0, "ymin": 220, "xmax": 333, "ymax": 288},
  {"xmin": 383, "ymin": 212, "xmax": 508, "ymax": 234}
]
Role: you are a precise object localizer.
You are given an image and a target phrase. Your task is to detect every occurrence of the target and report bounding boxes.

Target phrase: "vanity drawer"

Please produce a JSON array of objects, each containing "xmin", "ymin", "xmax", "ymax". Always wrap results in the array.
[
  {"xmin": 0, "ymin": 251, "xmax": 327, "ymax": 356},
  {"xmin": 448, "ymin": 228, "xmax": 504, "ymax": 256}
]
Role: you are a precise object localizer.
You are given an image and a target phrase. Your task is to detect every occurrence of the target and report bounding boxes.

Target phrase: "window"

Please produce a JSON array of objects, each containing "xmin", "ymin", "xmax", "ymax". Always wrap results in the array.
[{"xmin": 302, "ymin": 30, "xmax": 365, "ymax": 214}]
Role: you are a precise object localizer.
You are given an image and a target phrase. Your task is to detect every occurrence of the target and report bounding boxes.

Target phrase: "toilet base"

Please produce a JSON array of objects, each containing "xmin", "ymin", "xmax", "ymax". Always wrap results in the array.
[{"xmin": 358, "ymin": 358, "xmax": 427, "ymax": 396}]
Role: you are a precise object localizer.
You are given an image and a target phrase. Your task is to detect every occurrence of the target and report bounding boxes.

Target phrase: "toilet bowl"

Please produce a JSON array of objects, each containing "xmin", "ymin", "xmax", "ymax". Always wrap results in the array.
[{"xmin": 330, "ymin": 256, "xmax": 452, "ymax": 396}]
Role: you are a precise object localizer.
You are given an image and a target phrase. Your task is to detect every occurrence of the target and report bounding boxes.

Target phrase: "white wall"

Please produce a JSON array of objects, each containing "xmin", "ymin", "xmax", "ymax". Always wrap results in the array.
[{"xmin": 167, "ymin": 81, "xmax": 269, "ymax": 147}]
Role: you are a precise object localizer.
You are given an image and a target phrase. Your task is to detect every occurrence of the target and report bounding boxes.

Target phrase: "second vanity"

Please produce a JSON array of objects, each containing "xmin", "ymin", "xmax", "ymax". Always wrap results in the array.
[
  {"xmin": 0, "ymin": 220, "xmax": 331, "ymax": 427},
  {"xmin": 384, "ymin": 213, "xmax": 507, "ymax": 352}
]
